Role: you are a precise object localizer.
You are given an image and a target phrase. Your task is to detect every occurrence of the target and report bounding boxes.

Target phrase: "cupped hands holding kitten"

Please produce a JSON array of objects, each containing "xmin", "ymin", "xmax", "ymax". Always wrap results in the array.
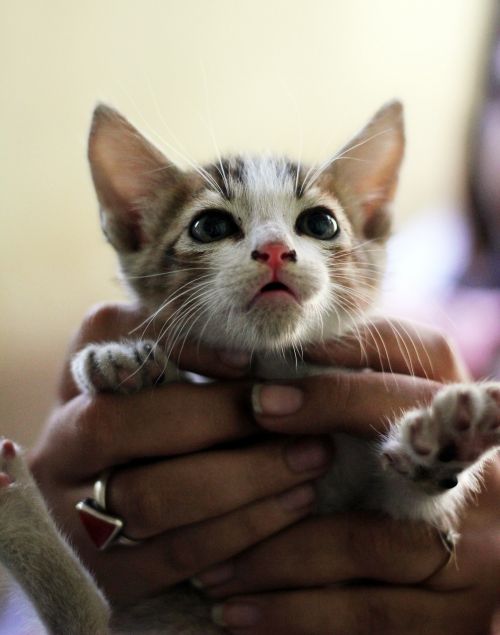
[
  {"xmin": 30, "ymin": 302, "xmax": 328, "ymax": 605},
  {"xmin": 29, "ymin": 302, "xmax": 500, "ymax": 634}
]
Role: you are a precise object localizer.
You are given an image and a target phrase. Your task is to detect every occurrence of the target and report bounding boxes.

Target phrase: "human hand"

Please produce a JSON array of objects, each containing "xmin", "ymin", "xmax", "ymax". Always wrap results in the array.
[
  {"xmin": 29, "ymin": 302, "xmax": 333, "ymax": 604},
  {"xmin": 195, "ymin": 319, "xmax": 500, "ymax": 633},
  {"xmin": 252, "ymin": 317, "xmax": 470, "ymax": 438},
  {"xmin": 202, "ymin": 463, "xmax": 500, "ymax": 634}
]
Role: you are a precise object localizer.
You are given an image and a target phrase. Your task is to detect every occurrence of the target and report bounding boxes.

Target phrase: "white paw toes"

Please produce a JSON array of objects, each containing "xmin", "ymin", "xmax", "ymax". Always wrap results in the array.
[
  {"xmin": 431, "ymin": 383, "xmax": 500, "ymax": 461},
  {"xmin": 71, "ymin": 340, "xmax": 170, "ymax": 394},
  {"xmin": 382, "ymin": 383, "xmax": 500, "ymax": 493}
]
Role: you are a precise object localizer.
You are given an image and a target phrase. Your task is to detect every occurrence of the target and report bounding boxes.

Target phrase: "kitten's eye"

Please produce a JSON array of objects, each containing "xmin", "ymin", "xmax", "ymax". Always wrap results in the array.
[
  {"xmin": 189, "ymin": 210, "xmax": 240, "ymax": 243},
  {"xmin": 296, "ymin": 207, "xmax": 339, "ymax": 240}
]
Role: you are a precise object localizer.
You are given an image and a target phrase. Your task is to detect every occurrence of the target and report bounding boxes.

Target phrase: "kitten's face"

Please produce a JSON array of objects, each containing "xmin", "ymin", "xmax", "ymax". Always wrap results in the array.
[{"xmin": 88, "ymin": 102, "xmax": 404, "ymax": 352}]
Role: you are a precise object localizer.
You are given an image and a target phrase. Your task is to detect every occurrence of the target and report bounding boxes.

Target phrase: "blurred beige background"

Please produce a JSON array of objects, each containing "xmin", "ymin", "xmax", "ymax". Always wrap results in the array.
[{"xmin": 0, "ymin": 0, "xmax": 492, "ymax": 446}]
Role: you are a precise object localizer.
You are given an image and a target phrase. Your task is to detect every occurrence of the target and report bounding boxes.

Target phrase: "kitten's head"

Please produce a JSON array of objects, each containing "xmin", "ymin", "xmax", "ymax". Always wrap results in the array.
[{"xmin": 88, "ymin": 102, "xmax": 404, "ymax": 352}]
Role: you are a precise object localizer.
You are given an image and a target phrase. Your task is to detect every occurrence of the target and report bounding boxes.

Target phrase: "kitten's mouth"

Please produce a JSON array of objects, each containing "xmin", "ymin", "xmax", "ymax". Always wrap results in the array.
[
  {"xmin": 261, "ymin": 281, "xmax": 289, "ymax": 293},
  {"xmin": 249, "ymin": 280, "xmax": 299, "ymax": 308}
]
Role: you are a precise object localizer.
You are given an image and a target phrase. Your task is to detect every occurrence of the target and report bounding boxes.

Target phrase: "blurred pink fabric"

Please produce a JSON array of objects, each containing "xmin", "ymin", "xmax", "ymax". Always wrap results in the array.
[{"xmin": 382, "ymin": 209, "xmax": 500, "ymax": 379}]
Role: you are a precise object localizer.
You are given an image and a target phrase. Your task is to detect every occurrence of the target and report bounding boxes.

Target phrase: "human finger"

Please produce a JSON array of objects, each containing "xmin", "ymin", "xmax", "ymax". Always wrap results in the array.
[
  {"xmin": 202, "ymin": 460, "xmax": 500, "ymax": 600},
  {"xmin": 76, "ymin": 483, "xmax": 316, "ymax": 602},
  {"xmin": 35, "ymin": 380, "xmax": 259, "ymax": 480},
  {"xmin": 104, "ymin": 436, "xmax": 332, "ymax": 538},
  {"xmin": 59, "ymin": 302, "xmax": 252, "ymax": 401},
  {"xmin": 197, "ymin": 514, "xmax": 449, "ymax": 598},
  {"xmin": 211, "ymin": 587, "xmax": 490, "ymax": 635},
  {"xmin": 305, "ymin": 317, "xmax": 470, "ymax": 383},
  {"xmin": 425, "ymin": 456, "xmax": 500, "ymax": 591},
  {"xmin": 251, "ymin": 372, "xmax": 441, "ymax": 437}
]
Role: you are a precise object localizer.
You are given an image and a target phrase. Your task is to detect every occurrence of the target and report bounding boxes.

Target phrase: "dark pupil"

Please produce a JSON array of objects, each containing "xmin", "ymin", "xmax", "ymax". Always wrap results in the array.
[
  {"xmin": 307, "ymin": 212, "xmax": 335, "ymax": 237},
  {"xmin": 191, "ymin": 211, "xmax": 237, "ymax": 242},
  {"xmin": 201, "ymin": 216, "xmax": 227, "ymax": 239}
]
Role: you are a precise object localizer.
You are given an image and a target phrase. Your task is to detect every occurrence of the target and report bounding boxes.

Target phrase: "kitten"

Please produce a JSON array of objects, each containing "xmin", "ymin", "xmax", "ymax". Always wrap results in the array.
[{"xmin": 0, "ymin": 101, "xmax": 499, "ymax": 634}]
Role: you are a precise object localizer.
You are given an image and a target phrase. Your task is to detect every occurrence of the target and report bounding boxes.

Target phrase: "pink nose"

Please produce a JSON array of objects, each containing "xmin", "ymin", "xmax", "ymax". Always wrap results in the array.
[{"xmin": 251, "ymin": 243, "xmax": 297, "ymax": 270}]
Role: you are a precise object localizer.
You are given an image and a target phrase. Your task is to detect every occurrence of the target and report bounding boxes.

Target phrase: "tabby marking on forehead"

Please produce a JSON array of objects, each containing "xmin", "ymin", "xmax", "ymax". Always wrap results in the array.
[{"xmin": 203, "ymin": 156, "xmax": 305, "ymax": 200}]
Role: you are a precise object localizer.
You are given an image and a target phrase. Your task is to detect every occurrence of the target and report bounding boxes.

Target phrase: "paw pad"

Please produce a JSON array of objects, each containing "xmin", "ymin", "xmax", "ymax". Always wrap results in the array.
[
  {"xmin": 454, "ymin": 392, "xmax": 473, "ymax": 431},
  {"xmin": 408, "ymin": 417, "xmax": 432, "ymax": 456},
  {"xmin": 381, "ymin": 382, "xmax": 500, "ymax": 494},
  {"xmin": 1, "ymin": 440, "xmax": 16, "ymax": 459}
]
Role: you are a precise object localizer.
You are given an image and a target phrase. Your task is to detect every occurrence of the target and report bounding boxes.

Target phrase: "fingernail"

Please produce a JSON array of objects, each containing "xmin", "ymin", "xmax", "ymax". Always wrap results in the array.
[
  {"xmin": 217, "ymin": 350, "xmax": 251, "ymax": 370},
  {"xmin": 286, "ymin": 437, "xmax": 332, "ymax": 472},
  {"xmin": 277, "ymin": 483, "xmax": 316, "ymax": 511},
  {"xmin": 191, "ymin": 561, "xmax": 235, "ymax": 589},
  {"xmin": 212, "ymin": 602, "xmax": 261, "ymax": 628},
  {"xmin": 252, "ymin": 384, "xmax": 304, "ymax": 416}
]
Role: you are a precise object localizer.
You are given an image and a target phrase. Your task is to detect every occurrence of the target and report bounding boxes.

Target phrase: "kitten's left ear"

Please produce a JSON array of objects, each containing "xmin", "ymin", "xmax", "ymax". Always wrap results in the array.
[{"xmin": 328, "ymin": 100, "xmax": 405, "ymax": 240}]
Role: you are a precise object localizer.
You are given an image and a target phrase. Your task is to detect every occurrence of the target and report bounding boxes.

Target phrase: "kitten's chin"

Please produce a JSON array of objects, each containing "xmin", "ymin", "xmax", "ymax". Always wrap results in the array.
[{"xmin": 195, "ymin": 303, "xmax": 311, "ymax": 352}]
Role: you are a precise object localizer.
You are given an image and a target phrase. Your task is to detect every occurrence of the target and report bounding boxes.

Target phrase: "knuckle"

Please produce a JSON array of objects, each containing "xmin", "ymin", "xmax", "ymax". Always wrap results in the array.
[
  {"xmin": 345, "ymin": 520, "xmax": 369, "ymax": 570},
  {"xmin": 323, "ymin": 372, "xmax": 353, "ymax": 413},
  {"xmin": 110, "ymin": 472, "xmax": 150, "ymax": 532},
  {"xmin": 238, "ymin": 506, "xmax": 268, "ymax": 544},
  {"xmin": 238, "ymin": 442, "xmax": 284, "ymax": 495},
  {"xmin": 348, "ymin": 518, "xmax": 432, "ymax": 583},
  {"xmin": 75, "ymin": 394, "xmax": 116, "ymax": 456},
  {"xmin": 437, "ymin": 340, "xmax": 466, "ymax": 383},
  {"xmin": 427, "ymin": 329, "xmax": 458, "ymax": 370},
  {"xmin": 78, "ymin": 302, "xmax": 126, "ymax": 343},
  {"xmin": 164, "ymin": 531, "xmax": 202, "ymax": 577},
  {"xmin": 363, "ymin": 594, "xmax": 394, "ymax": 634},
  {"xmin": 346, "ymin": 517, "xmax": 396, "ymax": 575}
]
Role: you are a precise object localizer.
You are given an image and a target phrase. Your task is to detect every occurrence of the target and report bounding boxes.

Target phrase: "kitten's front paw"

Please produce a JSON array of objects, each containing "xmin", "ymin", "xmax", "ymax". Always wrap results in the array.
[
  {"xmin": 71, "ymin": 339, "xmax": 173, "ymax": 394},
  {"xmin": 382, "ymin": 383, "xmax": 500, "ymax": 493}
]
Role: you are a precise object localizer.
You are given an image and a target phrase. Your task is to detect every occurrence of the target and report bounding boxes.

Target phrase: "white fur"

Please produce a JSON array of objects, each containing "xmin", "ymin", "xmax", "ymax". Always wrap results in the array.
[{"xmin": 0, "ymin": 441, "xmax": 110, "ymax": 634}]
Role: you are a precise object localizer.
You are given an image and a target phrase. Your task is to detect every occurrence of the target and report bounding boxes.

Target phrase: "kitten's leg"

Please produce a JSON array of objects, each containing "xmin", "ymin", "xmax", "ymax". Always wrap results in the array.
[
  {"xmin": 71, "ymin": 339, "xmax": 177, "ymax": 394},
  {"xmin": 0, "ymin": 439, "xmax": 110, "ymax": 635},
  {"xmin": 379, "ymin": 383, "xmax": 500, "ymax": 524}
]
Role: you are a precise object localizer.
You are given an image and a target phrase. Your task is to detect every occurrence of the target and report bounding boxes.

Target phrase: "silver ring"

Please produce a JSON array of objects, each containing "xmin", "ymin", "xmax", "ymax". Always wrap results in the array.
[
  {"xmin": 423, "ymin": 529, "xmax": 458, "ymax": 583},
  {"xmin": 76, "ymin": 468, "xmax": 142, "ymax": 551},
  {"xmin": 439, "ymin": 529, "xmax": 458, "ymax": 569}
]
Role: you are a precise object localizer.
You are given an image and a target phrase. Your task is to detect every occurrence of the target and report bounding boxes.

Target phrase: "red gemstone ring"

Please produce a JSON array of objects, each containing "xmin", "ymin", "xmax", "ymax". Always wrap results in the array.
[{"xmin": 76, "ymin": 469, "xmax": 142, "ymax": 550}]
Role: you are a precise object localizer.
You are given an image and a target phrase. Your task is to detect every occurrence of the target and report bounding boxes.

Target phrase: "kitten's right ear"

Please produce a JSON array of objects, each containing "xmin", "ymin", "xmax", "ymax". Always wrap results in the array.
[
  {"xmin": 88, "ymin": 104, "xmax": 181, "ymax": 251},
  {"xmin": 328, "ymin": 100, "xmax": 405, "ymax": 240}
]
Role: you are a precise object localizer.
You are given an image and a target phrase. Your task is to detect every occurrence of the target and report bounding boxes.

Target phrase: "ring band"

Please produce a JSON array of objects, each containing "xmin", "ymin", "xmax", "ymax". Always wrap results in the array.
[
  {"xmin": 93, "ymin": 468, "xmax": 112, "ymax": 509},
  {"xmin": 438, "ymin": 529, "xmax": 458, "ymax": 570},
  {"xmin": 76, "ymin": 469, "xmax": 142, "ymax": 551},
  {"xmin": 423, "ymin": 529, "xmax": 458, "ymax": 582}
]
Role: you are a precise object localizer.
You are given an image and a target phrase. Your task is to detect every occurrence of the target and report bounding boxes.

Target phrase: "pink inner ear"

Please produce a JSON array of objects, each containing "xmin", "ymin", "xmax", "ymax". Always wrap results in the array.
[
  {"xmin": 99, "ymin": 204, "xmax": 146, "ymax": 252},
  {"xmin": 120, "ymin": 209, "xmax": 146, "ymax": 251},
  {"xmin": 362, "ymin": 206, "xmax": 392, "ymax": 240}
]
